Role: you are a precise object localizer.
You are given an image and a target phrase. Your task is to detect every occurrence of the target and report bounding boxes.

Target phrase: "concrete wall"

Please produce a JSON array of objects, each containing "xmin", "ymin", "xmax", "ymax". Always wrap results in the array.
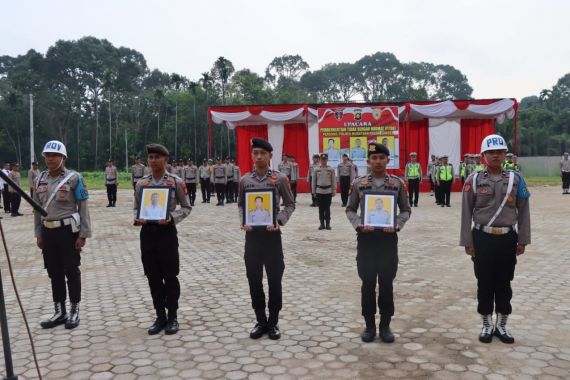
[{"xmin": 517, "ymin": 156, "xmax": 565, "ymax": 176}]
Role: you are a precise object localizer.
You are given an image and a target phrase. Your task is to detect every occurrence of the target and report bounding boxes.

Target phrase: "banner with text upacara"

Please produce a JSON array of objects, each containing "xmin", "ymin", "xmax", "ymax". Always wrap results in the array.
[{"xmin": 317, "ymin": 106, "xmax": 400, "ymax": 174}]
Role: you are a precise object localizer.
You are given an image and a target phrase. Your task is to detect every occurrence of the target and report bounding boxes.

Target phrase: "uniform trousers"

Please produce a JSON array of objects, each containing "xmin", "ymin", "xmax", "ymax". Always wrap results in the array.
[
  {"xmin": 357, "ymin": 232, "xmax": 398, "ymax": 316},
  {"xmin": 407, "ymin": 178, "xmax": 420, "ymax": 206},
  {"xmin": 106, "ymin": 184, "xmax": 117, "ymax": 205},
  {"xmin": 290, "ymin": 181, "xmax": 297, "ymax": 201},
  {"xmin": 200, "ymin": 178, "xmax": 210, "ymax": 202},
  {"xmin": 339, "ymin": 176, "xmax": 351, "ymax": 205},
  {"xmin": 140, "ymin": 223, "xmax": 180, "ymax": 315},
  {"xmin": 42, "ymin": 225, "xmax": 81, "ymax": 303},
  {"xmin": 215, "ymin": 183, "xmax": 226, "ymax": 203},
  {"xmin": 2, "ymin": 185, "xmax": 10, "ymax": 212},
  {"xmin": 233, "ymin": 182, "xmax": 239, "ymax": 202},
  {"xmin": 10, "ymin": 192, "xmax": 21, "ymax": 215},
  {"xmin": 472, "ymin": 229, "xmax": 517, "ymax": 315},
  {"xmin": 226, "ymin": 180, "xmax": 234, "ymax": 202},
  {"xmin": 562, "ymin": 172, "xmax": 570, "ymax": 190},
  {"xmin": 439, "ymin": 180, "xmax": 452, "ymax": 206},
  {"xmin": 316, "ymin": 193, "xmax": 332, "ymax": 223},
  {"xmin": 309, "ymin": 176, "xmax": 316, "ymax": 205},
  {"xmin": 244, "ymin": 231, "xmax": 284, "ymax": 320},
  {"xmin": 186, "ymin": 183, "xmax": 197, "ymax": 205}
]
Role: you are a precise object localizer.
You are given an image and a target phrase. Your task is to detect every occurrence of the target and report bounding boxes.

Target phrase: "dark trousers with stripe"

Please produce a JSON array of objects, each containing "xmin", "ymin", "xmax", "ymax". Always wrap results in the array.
[
  {"xmin": 407, "ymin": 178, "xmax": 420, "ymax": 206},
  {"xmin": 226, "ymin": 180, "xmax": 234, "ymax": 202},
  {"xmin": 215, "ymin": 183, "xmax": 226, "ymax": 203},
  {"xmin": 106, "ymin": 184, "xmax": 117, "ymax": 205},
  {"xmin": 472, "ymin": 229, "xmax": 517, "ymax": 315},
  {"xmin": 200, "ymin": 178, "xmax": 210, "ymax": 202},
  {"xmin": 340, "ymin": 176, "xmax": 351, "ymax": 206},
  {"xmin": 186, "ymin": 183, "xmax": 196, "ymax": 205},
  {"xmin": 562, "ymin": 172, "xmax": 570, "ymax": 190}
]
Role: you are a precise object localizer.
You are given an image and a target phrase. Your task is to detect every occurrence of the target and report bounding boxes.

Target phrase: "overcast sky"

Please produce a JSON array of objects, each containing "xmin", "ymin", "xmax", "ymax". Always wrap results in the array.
[{"xmin": 2, "ymin": 0, "xmax": 569, "ymax": 100}]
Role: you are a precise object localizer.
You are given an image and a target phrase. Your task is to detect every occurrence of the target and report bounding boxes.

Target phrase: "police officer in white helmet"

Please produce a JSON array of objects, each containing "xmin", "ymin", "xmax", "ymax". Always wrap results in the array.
[
  {"xmin": 34, "ymin": 140, "xmax": 92, "ymax": 329},
  {"xmin": 460, "ymin": 134, "xmax": 531, "ymax": 344}
]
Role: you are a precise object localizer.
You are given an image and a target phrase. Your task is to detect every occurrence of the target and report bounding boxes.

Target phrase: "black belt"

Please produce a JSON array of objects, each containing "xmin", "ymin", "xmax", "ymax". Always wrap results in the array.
[
  {"xmin": 317, "ymin": 185, "xmax": 331, "ymax": 189},
  {"xmin": 134, "ymin": 176, "xmax": 142, "ymax": 179},
  {"xmin": 215, "ymin": 176, "xmax": 225, "ymax": 179},
  {"xmin": 186, "ymin": 178, "xmax": 196, "ymax": 180}
]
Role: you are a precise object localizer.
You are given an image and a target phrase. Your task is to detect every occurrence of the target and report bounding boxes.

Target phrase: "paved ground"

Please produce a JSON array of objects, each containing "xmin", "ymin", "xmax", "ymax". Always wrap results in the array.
[{"xmin": 0, "ymin": 186, "xmax": 569, "ymax": 379}]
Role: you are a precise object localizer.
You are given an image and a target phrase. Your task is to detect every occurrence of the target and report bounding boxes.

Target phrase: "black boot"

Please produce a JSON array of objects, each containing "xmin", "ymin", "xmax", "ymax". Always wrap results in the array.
[
  {"xmin": 40, "ymin": 302, "xmax": 67, "ymax": 329},
  {"xmin": 65, "ymin": 302, "xmax": 80, "ymax": 329},
  {"xmin": 494, "ymin": 313, "xmax": 514, "ymax": 344},
  {"xmin": 379, "ymin": 314, "xmax": 395, "ymax": 343},
  {"xmin": 267, "ymin": 311, "xmax": 281, "ymax": 340},
  {"xmin": 325, "ymin": 221, "xmax": 331, "ymax": 230},
  {"xmin": 250, "ymin": 309, "xmax": 268, "ymax": 339},
  {"xmin": 165, "ymin": 311, "xmax": 179, "ymax": 335},
  {"xmin": 148, "ymin": 310, "xmax": 168, "ymax": 335},
  {"xmin": 318, "ymin": 220, "xmax": 325, "ymax": 230},
  {"xmin": 361, "ymin": 315, "xmax": 376, "ymax": 342},
  {"xmin": 479, "ymin": 314, "xmax": 493, "ymax": 343}
]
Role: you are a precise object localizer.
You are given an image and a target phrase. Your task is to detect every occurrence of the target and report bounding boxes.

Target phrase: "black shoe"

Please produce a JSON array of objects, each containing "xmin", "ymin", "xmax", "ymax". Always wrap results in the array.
[
  {"xmin": 106, "ymin": 204, "xmax": 112, "ymax": 207},
  {"xmin": 40, "ymin": 302, "xmax": 67, "ymax": 329},
  {"xmin": 148, "ymin": 317, "xmax": 168, "ymax": 335},
  {"xmin": 493, "ymin": 328, "xmax": 514, "ymax": 344},
  {"xmin": 325, "ymin": 225, "xmax": 331, "ymax": 230},
  {"xmin": 65, "ymin": 303, "xmax": 80, "ymax": 329},
  {"xmin": 446, "ymin": 204, "xmax": 451, "ymax": 207},
  {"xmin": 202, "ymin": 200, "xmax": 207, "ymax": 203},
  {"xmin": 379, "ymin": 315, "xmax": 395, "ymax": 343},
  {"xmin": 361, "ymin": 315, "xmax": 376, "ymax": 342},
  {"xmin": 479, "ymin": 314, "xmax": 493, "ymax": 343},
  {"xmin": 267, "ymin": 325, "xmax": 281, "ymax": 340},
  {"xmin": 165, "ymin": 318, "xmax": 179, "ymax": 335},
  {"xmin": 249, "ymin": 323, "xmax": 267, "ymax": 339},
  {"xmin": 341, "ymin": 204, "xmax": 346, "ymax": 207},
  {"xmin": 318, "ymin": 224, "xmax": 325, "ymax": 230},
  {"xmin": 414, "ymin": 204, "xmax": 418, "ymax": 207},
  {"xmin": 11, "ymin": 213, "xmax": 23, "ymax": 217},
  {"xmin": 441, "ymin": 204, "xmax": 445, "ymax": 207}
]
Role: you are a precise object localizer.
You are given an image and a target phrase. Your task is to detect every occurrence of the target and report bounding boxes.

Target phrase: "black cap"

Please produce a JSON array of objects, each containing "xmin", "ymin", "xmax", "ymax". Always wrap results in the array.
[
  {"xmin": 146, "ymin": 143, "xmax": 169, "ymax": 156},
  {"xmin": 32, "ymin": 161, "xmax": 38, "ymax": 165},
  {"xmin": 251, "ymin": 138, "xmax": 273, "ymax": 152},
  {"xmin": 320, "ymin": 153, "xmax": 328, "ymax": 159},
  {"xmin": 342, "ymin": 153, "xmax": 348, "ymax": 158},
  {"xmin": 368, "ymin": 143, "xmax": 390, "ymax": 157},
  {"xmin": 313, "ymin": 154, "xmax": 320, "ymax": 158}
]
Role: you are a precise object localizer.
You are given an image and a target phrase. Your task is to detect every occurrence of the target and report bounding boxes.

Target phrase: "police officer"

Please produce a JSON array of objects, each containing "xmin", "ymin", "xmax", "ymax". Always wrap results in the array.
[
  {"xmin": 225, "ymin": 158, "xmax": 235, "ymax": 203},
  {"xmin": 8, "ymin": 163, "xmax": 23, "ymax": 216},
  {"xmin": 278, "ymin": 154, "xmax": 292, "ymax": 181},
  {"xmin": 460, "ymin": 134, "xmax": 531, "ymax": 344},
  {"xmin": 474, "ymin": 154, "xmax": 484, "ymax": 172},
  {"xmin": 312, "ymin": 153, "xmax": 336, "ymax": 230},
  {"xmin": 289, "ymin": 155, "xmax": 299, "ymax": 202},
  {"xmin": 560, "ymin": 152, "xmax": 570, "ymax": 194},
  {"xmin": 199, "ymin": 159, "xmax": 211, "ymax": 203},
  {"xmin": 34, "ymin": 140, "xmax": 91, "ymax": 329},
  {"xmin": 131, "ymin": 157, "xmax": 146, "ymax": 190},
  {"xmin": 460, "ymin": 154, "xmax": 468, "ymax": 185},
  {"xmin": 105, "ymin": 159, "xmax": 118, "ymax": 207},
  {"xmin": 503, "ymin": 153, "xmax": 515, "ymax": 170},
  {"xmin": 238, "ymin": 138, "xmax": 295, "ymax": 340},
  {"xmin": 346, "ymin": 142, "xmax": 411, "ymax": 343},
  {"xmin": 432, "ymin": 156, "xmax": 442, "ymax": 205},
  {"xmin": 308, "ymin": 154, "xmax": 320, "ymax": 207},
  {"xmin": 211, "ymin": 157, "xmax": 227, "ymax": 206},
  {"xmin": 337, "ymin": 153, "xmax": 355, "ymax": 207},
  {"xmin": 405, "ymin": 152, "xmax": 422, "ymax": 207},
  {"xmin": 134, "ymin": 144, "xmax": 192, "ymax": 335},
  {"xmin": 437, "ymin": 155, "xmax": 453, "ymax": 207},
  {"xmin": 427, "ymin": 155, "xmax": 436, "ymax": 196},
  {"xmin": 29, "ymin": 161, "xmax": 40, "ymax": 197},
  {"xmin": 184, "ymin": 159, "xmax": 198, "ymax": 206},
  {"xmin": 232, "ymin": 160, "xmax": 241, "ymax": 202}
]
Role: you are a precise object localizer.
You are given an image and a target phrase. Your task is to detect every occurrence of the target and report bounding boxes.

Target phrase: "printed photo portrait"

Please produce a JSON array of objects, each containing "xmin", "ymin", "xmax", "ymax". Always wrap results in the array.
[
  {"xmin": 322, "ymin": 137, "xmax": 341, "ymax": 161},
  {"xmin": 244, "ymin": 189, "xmax": 275, "ymax": 227},
  {"xmin": 349, "ymin": 136, "xmax": 367, "ymax": 160},
  {"xmin": 361, "ymin": 193, "xmax": 397, "ymax": 228},
  {"xmin": 138, "ymin": 187, "xmax": 171, "ymax": 221}
]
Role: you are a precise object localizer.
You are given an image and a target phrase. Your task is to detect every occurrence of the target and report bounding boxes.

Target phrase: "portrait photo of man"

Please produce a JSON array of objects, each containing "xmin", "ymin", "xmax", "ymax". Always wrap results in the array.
[
  {"xmin": 350, "ymin": 138, "xmax": 366, "ymax": 160},
  {"xmin": 141, "ymin": 191, "xmax": 167, "ymax": 220},
  {"xmin": 323, "ymin": 138, "xmax": 341, "ymax": 161},
  {"xmin": 248, "ymin": 196, "xmax": 272, "ymax": 225}
]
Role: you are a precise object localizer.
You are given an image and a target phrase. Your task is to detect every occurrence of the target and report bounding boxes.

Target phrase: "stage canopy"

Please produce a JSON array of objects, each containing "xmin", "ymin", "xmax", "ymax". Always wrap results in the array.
[{"xmin": 208, "ymin": 99, "xmax": 517, "ymax": 192}]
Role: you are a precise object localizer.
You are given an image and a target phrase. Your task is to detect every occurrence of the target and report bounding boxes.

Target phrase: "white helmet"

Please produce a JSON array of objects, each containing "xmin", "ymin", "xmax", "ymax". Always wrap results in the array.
[
  {"xmin": 42, "ymin": 140, "xmax": 67, "ymax": 158},
  {"xmin": 480, "ymin": 134, "xmax": 508, "ymax": 154}
]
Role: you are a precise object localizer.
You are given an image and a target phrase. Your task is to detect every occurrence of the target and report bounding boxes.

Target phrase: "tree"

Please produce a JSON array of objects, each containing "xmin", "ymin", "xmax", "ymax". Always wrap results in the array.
[
  {"xmin": 265, "ymin": 54, "xmax": 310, "ymax": 87},
  {"xmin": 210, "ymin": 57, "xmax": 235, "ymax": 105}
]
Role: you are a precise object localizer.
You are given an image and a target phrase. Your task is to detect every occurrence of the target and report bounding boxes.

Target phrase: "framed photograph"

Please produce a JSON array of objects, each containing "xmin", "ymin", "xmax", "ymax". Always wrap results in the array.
[
  {"xmin": 243, "ymin": 188, "xmax": 276, "ymax": 229},
  {"xmin": 361, "ymin": 191, "xmax": 397, "ymax": 229},
  {"xmin": 137, "ymin": 186, "xmax": 172, "ymax": 222}
]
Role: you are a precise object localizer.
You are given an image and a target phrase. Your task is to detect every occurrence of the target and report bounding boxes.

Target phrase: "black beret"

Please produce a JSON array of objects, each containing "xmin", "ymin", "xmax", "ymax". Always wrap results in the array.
[
  {"xmin": 368, "ymin": 143, "xmax": 390, "ymax": 157},
  {"xmin": 251, "ymin": 138, "xmax": 273, "ymax": 152},
  {"xmin": 342, "ymin": 153, "xmax": 348, "ymax": 158},
  {"xmin": 146, "ymin": 143, "xmax": 169, "ymax": 156},
  {"xmin": 320, "ymin": 153, "xmax": 328, "ymax": 159}
]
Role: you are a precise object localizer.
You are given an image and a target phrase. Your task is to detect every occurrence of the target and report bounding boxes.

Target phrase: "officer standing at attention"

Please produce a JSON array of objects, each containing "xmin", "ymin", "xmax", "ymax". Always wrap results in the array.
[
  {"xmin": 309, "ymin": 154, "xmax": 320, "ymax": 207},
  {"xmin": 405, "ymin": 152, "xmax": 422, "ymax": 207},
  {"xmin": 289, "ymin": 155, "xmax": 299, "ymax": 202},
  {"xmin": 560, "ymin": 152, "xmax": 570, "ymax": 194},
  {"xmin": 460, "ymin": 134, "xmax": 530, "ymax": 344},
  {"xmin": 34, "ymin": 140, "xmax": 91, "ymax": 329},
  {"xmin": 131, "ymin": 157, "xmax": 146, "ymax": 191},
  {"xmin": 312, "ymin": 153, "xmax": 336, "ymax": 230},
  {"xmin": 29, "ymin": 161, "xmax": 40, "ymax": 197},
  {"xmin": 503, "ymin": 153, "xmax": 515, "ymax": 170},
  {"xmin": 238, "ymin": 138, "xmax": 295, "ymax": 340},
  {"xmin": 199, "ymin": 159, "xmax": 211, "ymax": 203},
  {"xmin": 278, "ymin": 154, "xmax": 292, "ymax": 181},
  {"xmin": 211, "ymin": 157, "xmax": 227, "ymax": 206},
  {"xmin": 460, "ymin": 154, "xmax": 468, "ymax": 185},
  {"xmin": 232, "ymin": 160, "xmax": 241, "ymax": 202},
  {"xmin": 134, "ymin": 144, "xmax": 191, "ymax": 335},
  {"xmin": 437, "ymin": 155, "xmax": 454, "ymax": 207},
  {"xmin": 427, "ymin": 155, "xmax": 436, "ymax": 196},
  {"xmin": 337, "ymin": 153, "xmax": 355, "ymax": 207},
  {"xmin": 474, "ymin": 154, "xmax": 484, "ymax": 172},
  {"xmin": 184, "ymin": 159, "xmax": 198, "ymax": 206},
  {"xmin": 8, "ymin": 163, "xmax": 23, "ymax": 217},
  {"xmin": 225, "ymin": 158, "xmax": 235, "ymax": 203},
  {"xmin": 104, "ymin": 159, "xmax": 118, "ymax": 207},
  {"xmin": 346, "ymin": 142, "xmax": 411, "ymax": 343}
]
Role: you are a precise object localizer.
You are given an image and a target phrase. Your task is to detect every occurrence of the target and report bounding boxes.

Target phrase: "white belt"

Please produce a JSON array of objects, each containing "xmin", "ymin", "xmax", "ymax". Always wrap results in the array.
[
  {"xmin": 474, "ymin": 224, "xmax": 515, "ymax": 235},
  {"xmin": 43, "ymin": 218, "xmax": 73, "ymax": 229}
]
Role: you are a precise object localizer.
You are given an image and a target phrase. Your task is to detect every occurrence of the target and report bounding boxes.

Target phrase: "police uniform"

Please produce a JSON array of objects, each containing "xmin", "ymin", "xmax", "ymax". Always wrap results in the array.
[
  {"xmin": 345, "ymin": 142, "xmax": 411, "ymax": 343},
  {"xmin": 460, "ymin": 134, "xmax": 531, "ymax": 344},
  {"xmin": 199, "ymin": 160, "xmax": 211, "ymax": 203},
  {"xmin": 308, "ymin": 155, "xmax": 320, "ymax": 207},
  {"xmin": 278, "ymin": 159, "xmax": 292, "ymax": 179},
  {"xmin": 104, "ymin": 161, "xmax": 118, "ymax": 207},
  {"xmin": 427, "ymin": 157, "xmax": 436, "ymax": 194},
  {"xmin": 432, "ymin": 158, "xmax": 442, "ymax": 204},
  {"xmin": 238, "ymin": 138, "xmax": 295, "ymax": 340},
  {"xmin": 561, "ymin": 153, "xmax": 570, "ymax": 194},
  {"xmin": 183, "ymin": 161, "xmax": 198, "ymax": 206},
  {"xmin": 34, "ymin": 140, "xmax": 91, "ymax": 329},
  {"xmin": 289, "ymin": 159, "xmax": 299, "ymax": 202},
  {"xmin": 437, "ymin": 157, "xmax": 453, "ymax": 207},
  {"xmin": 337, "ymin": 157, "xmax": 355, "ymax": 207},
  {"xmin": 8, "ymin": 165, "xmax": 22, "ymax": 216},
  {"xmin": 232, "ymin": 163, "xmax": 241, "ymax": 202},
  {"xmin": 225, "ymin": 160, "xmax": 235, "ymax": 203},
  {"xmin": 28, "ymin": 164, "xmax": 40, "ymax": 197},
  {"xmin": 131, "ymin": 160, "xmax": 146, "ymax": 190},
  {"xmin": 211, "ymin": 160, "xmax": 227, "ymax": 205},
  {"xmin": 135, "ymin": 144, "xmax": 191, "ymax": 335},
  {"xmin": 312, "ymin": 154, "xmax": 336, "ymax": 229},
  {"xmin": 404, "ymin": 154, "xmax": 422, "ymax": 207}
]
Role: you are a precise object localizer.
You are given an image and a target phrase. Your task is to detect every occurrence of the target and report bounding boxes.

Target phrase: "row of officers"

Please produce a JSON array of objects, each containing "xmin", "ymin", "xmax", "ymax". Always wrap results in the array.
[{"xmin": 29, "ymin": 134, "xmax": 531, "ymax": 346}]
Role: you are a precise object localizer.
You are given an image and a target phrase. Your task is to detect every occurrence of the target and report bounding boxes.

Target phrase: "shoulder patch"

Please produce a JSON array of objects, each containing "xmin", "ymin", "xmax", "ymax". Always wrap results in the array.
[{"xmin": 360, "ymin": 178, "xmax": 369, "ymax": 185}]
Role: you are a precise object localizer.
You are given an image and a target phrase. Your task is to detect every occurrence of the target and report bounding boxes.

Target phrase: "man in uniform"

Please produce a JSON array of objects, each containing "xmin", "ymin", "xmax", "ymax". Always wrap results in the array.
[
  {"xmin": 131, "ymin": 157, "xmax": 146, "ymax": 191},
  {"xmin": 199, "ymin": 159, "xmax": 211, "ymax": 203},
  {"xmin": 460, "ymin": 154, "xmax": 468, "ymax": 185},
  {"xmin": 460, "ymin": 134, "xmax": 530, "ymax": 344},
  {"xmin": 278, "ymin": 154, "xmax": 292, "ymax": 181},
  {"xmin": 29, "ymin": 161, "xmax": 40, "ymax": 197},
  {"xmin": 308, "ymin": 154, "xmax": 320, "ymax": 207},
  {"xmin": 104, "ymin": 159, "xmax": 118, "ymax": 207},
  {"xmin": 184, "ymin": 159, "xmax": 198, "ymax": 206},
  {"xmin": 238, "ymin": 138, "xmax": 295, "ymax": 340},
  {"xmin": 225, "ymin": 158, "xmax": 235, "ymax": 203},
  {"xmin": 312, "ymin": 153, "xmax": 336, "ymax": 230},
  {"xmin": 437, "ymin": 155, "xmax": 454, "ymax": 207},
  {"xmin": 337, "ymin": 153, "xmax": 355, "ymax": 207},
  {"xmin": 432, "ymin": 156, "xmax": 442, "ymax": 205},
  {"xmin": 464, "ymin": 154, "xmax": 475, "ymax": 180},
  {"xmin": 474, "ymin": 154, "xmax": 484, "ymax": 172},
  {"xmin": 346, "ymin": 142, "xmax": 411, "ymax": 343},
  {"xmin": 561, "ymin": 152, "xmax": 570, "ymax": 194},
  {"xmin": 232, "ymin": 160, "xmax": 241, "ymax": 202},
  {"xmin": 503, "ymin": 153, "xmax": 515, "ymax": 170},
  {"xmin": 405, "ymin": 152, "xmax": 422, "ymax": 207},
  {"xmin": 211, "ymin": 157, "xmax": 227, "ymax": 206},
  {"xmin": 34, "ymin": 140, "xmax": 91, "ymax": 329},
  {"xmin": 512, "ymin": 155, "xmax": 522, "ymax": 173},
  {"xmin": 134, "ymin": 144, "xmax": 192, "ymax": 335},
  {"xmin": 8, "ymin": 163, "xmax": 23, "ymax": 216},
  {"xmin": 289, "ymin": 155, "xmax": 299, "ymax": 202}
]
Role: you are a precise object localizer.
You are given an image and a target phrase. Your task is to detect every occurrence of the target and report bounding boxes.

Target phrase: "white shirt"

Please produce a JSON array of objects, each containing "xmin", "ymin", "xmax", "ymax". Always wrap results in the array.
[{"xmin": 142, "ymin": 204, "xmax": 165, "ymax": 219}]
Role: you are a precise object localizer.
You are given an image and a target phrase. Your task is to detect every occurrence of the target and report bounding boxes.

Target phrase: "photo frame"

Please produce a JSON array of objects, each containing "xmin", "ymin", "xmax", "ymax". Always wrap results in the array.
[
  {"xmin": 137, "ymin": 186, "xmax": 172, "ymax": 222},
  {"xmin": 360, "ymin": 191, "xmax": 397, "ymax": 229},
  {"xmin": 243, "ymin": 188, "xmax": 276, "ymax": 229}
]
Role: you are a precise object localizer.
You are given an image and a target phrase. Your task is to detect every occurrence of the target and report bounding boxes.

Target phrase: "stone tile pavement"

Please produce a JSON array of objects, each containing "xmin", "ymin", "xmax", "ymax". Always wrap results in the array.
[{"xmin": 0, "ymin": 186, "xmax": 569, "ymax": 379}]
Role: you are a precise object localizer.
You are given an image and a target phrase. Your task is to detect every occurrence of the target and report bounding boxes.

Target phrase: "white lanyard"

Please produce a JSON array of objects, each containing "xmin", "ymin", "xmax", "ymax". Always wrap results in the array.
[{"xmin": 472, "ymin": 171, "xmax": 514, "ymax": 227}]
